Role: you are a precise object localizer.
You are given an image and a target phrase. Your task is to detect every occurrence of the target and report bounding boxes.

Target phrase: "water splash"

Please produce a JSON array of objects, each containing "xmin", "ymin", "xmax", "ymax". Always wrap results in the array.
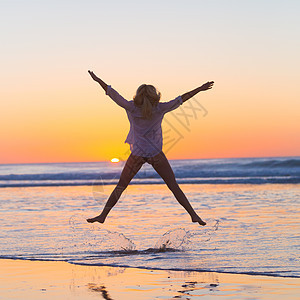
[
  {"xmin": 190, "ymin": 218, "xmax": 220, "ymax": 242},
  {"xmin": 67, "ymin": 214, "xmax": 105, "ymax": 252},
  {"xmin": 69, "ymin": 214, "xmax": 219, "ymax": 254},
  {"xmin": 69, "ymin": 214, "xmax": 136, "ymax": 252},
  {"xmin": 154, "ymin": 219, "xmax": 220, "ymax": 251},
  {"xmin": 101, "ymin": 230, "xmax": 136, "ymax": 252},
  {"xmin": 154, "ymin": 228, "xmax": 192, "ymax": 251}
]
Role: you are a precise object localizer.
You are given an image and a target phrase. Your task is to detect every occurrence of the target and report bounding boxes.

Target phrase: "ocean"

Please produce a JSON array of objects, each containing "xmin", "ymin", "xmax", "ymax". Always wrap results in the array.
[{"xmin": 0, "ymin": 156, "xmax": 299, "ymax": 278}]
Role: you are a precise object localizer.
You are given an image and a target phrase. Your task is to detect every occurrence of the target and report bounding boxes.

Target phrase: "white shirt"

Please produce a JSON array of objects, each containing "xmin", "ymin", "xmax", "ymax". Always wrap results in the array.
[{"xmin": 106, "ymin": 85, "xmax": 183, "ymax": 157}]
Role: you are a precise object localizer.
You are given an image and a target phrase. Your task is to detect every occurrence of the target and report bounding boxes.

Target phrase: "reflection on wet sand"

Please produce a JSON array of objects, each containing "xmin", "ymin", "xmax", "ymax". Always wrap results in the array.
[
  {"xmin": 2, "ymin": 259, "xmax": 299, "ymax": 300},
  {"xmin": 88, "ymin": 284, "xmax": 113, "ymax": 300}
]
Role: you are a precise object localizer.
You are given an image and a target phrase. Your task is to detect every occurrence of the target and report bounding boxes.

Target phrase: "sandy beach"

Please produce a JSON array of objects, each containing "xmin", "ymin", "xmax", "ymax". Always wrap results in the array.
[{"xmin": 1, "ymin": 259, "xmax": 299, "ymax": 299}]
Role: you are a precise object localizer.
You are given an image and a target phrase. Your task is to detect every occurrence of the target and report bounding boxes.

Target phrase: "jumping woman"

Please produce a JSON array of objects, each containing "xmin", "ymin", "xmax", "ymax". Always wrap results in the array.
[{"xmin": 87, "ymin": 70, "xmax": 214, "ymax": 226}]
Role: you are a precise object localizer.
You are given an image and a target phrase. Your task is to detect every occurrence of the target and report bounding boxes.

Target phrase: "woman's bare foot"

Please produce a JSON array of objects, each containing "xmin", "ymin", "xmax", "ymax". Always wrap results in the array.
[
  {"xmin": 86, "ymin": 215, "xmax": 105, "ymax": 223},
  {"xmin": 192, "ymin": 216, "xmax": 206, "ymax": 226}
]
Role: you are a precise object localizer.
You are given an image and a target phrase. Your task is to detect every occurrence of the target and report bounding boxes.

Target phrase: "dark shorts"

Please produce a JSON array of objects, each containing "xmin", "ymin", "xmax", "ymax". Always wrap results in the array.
[
  {"xmin": 131, "ymin": 151, "xmax": 166, "ymax": 167},
  {"xmin": 118, "ymin": 151, "xmax": 175, "ymax": 188}
]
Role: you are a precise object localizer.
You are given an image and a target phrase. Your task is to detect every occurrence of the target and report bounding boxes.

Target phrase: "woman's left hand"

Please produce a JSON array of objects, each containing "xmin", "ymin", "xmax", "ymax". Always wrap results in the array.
[{"xmin": 88, "ymin": 70, "xmax": 99, "ymax": 82}]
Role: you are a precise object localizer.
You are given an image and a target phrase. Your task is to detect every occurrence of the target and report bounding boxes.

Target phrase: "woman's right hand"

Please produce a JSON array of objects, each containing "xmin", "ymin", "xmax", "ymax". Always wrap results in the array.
[{"xmin": 200, "ymin": 81, "xmax": 214, "ymax": 91}]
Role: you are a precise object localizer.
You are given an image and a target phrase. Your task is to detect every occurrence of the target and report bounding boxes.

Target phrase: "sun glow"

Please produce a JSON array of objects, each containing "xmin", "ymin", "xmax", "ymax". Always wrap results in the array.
[{"xmin": 110, "ymin": 158, "xmax": 120, "ymax": 163}]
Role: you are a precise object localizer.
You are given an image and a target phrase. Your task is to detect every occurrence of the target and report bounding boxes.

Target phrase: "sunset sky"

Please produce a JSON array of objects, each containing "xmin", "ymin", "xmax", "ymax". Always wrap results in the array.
[{"xmin": 1, "ymin": 0, "xmax": 299, "ymax": 163}]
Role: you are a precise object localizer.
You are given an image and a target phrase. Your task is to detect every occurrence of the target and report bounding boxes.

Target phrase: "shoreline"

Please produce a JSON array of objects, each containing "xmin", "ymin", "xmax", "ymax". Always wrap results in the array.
[
  {"xmin": 2, "ymin": 256, "xmax": 299, "ymax": 279},
  {"xmin": 1, "ymin": 259, "xmax": 299, "ymax": 299}
]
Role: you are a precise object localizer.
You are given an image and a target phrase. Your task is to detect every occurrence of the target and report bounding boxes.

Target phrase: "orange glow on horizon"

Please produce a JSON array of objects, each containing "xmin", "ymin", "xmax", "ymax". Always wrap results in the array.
[{"xmin": 1, "ymin": 2, "xmax": 299, "ymax": 164}]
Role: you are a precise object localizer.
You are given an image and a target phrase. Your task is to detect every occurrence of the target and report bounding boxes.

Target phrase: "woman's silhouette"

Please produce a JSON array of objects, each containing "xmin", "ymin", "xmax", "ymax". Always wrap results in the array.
[{"xmin": 87, "ymin": 70, "xmax": 214, "ymax": 226}]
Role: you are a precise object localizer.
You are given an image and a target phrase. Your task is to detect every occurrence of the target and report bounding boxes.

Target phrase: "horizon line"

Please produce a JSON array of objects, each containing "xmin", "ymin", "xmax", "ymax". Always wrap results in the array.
[{"xmin": 0, "ymin": 155, "xmax": 299, "ymax": 166}]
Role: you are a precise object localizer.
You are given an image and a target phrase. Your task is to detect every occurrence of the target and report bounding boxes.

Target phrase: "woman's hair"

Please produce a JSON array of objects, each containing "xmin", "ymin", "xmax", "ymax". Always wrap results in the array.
[{"xmin": 133, "ymin": 84, "xmax": 161, "ymax": 119}]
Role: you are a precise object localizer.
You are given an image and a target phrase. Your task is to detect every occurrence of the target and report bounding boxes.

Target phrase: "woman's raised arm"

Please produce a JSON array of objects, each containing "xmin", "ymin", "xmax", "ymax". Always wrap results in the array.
[
  {"xmin": 88, "ymin": 70, "xmax": 108, "ymax": 92},
  {"xmin": 88, "ymin": 70, "xmax": 134, "ymax": 111},
  {"xmin": 181, "ymin": 81, "xmax": 214, "ymax": 103}
]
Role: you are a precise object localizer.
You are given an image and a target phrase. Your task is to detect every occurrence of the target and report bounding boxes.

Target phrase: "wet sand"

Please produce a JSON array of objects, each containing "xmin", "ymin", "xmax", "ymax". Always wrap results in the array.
[{"xmin": 1, "ymin": 259, "xmax": 299, "ymax": 299}]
